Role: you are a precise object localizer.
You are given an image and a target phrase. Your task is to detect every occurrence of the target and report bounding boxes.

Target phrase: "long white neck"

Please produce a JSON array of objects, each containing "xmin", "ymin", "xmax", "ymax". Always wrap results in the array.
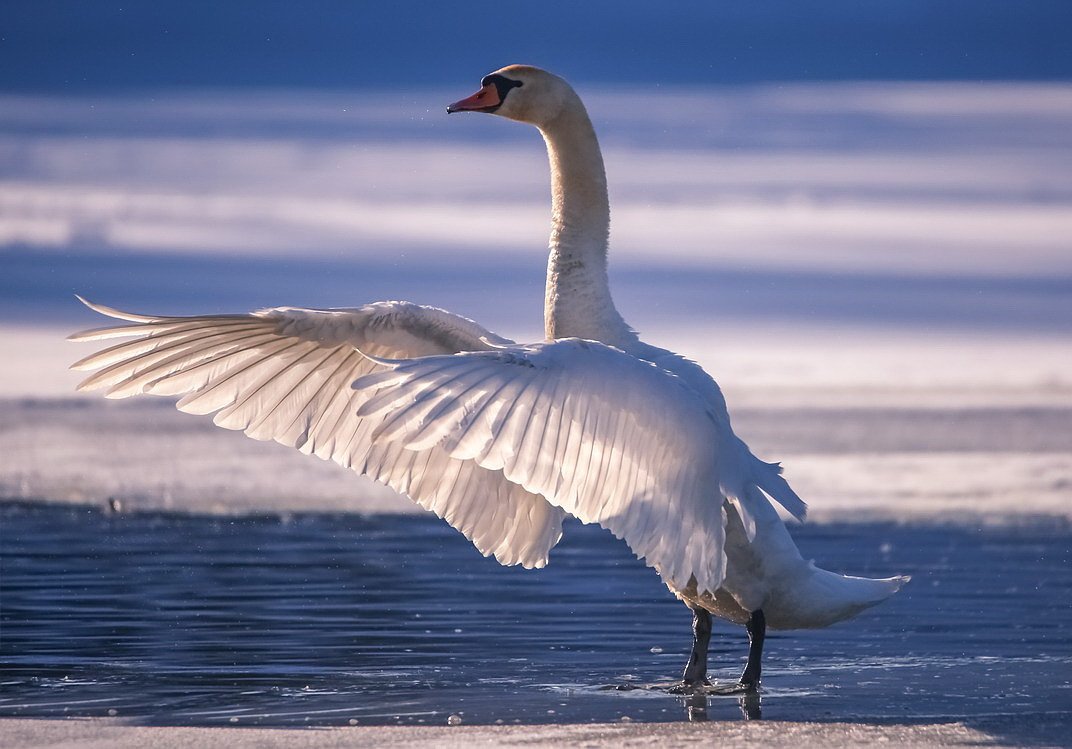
[{"xmin": 538, "ymin": 102, "xmax": 636, "ymax": 347}]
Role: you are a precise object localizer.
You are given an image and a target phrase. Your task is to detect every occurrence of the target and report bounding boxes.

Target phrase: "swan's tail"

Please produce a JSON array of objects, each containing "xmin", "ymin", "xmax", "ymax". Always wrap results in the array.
[
  {"xmin": 776, "ymin": 566, "xmax": 910, "ymax": 630},
  {"xmin": 826, "ymin": 569, "xmax": 911, "ymax": 608}
]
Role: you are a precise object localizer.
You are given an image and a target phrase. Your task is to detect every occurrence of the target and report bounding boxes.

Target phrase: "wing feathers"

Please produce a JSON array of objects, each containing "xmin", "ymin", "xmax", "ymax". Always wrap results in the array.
[
  {"xmin": 70, "ymin": 320, "xmax": 266, "ymax": 371},
  {"xmin": 70, "ymin": 298, "xmax": 564, "ymax": 569},
  {"xmin": 74, "ymin": 327, "xmax": 272, "ymax": 392},
  {"xmin": 72, "ymin": 297, "xmax": 799, "ymax": 588},
  {"xmin": 353, "ymin": 339, "xmax": 729, "ymax": 594}
]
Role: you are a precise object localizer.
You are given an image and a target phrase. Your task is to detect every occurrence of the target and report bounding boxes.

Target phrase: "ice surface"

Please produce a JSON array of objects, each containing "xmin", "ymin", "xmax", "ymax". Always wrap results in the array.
[{"xmin": 2, "ymin": 506, "xmax": 1069, "ymax": 729}]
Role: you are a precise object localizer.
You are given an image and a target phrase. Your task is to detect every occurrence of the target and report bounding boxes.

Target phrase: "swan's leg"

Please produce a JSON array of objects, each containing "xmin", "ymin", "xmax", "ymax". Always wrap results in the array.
[
  {"xmin": 738, "ymin": 609, "xmax": 765, "ymax": 690},
  {"xmin": 675, "ymin": 605, "xmax": 712, "ymax": 690}
]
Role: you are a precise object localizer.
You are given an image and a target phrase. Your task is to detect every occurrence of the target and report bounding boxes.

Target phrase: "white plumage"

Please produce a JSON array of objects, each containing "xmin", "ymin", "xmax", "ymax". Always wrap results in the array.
[
  {"xmin": 71, "ymin": 65, "xmax": 907, "ymax": 690},
  {"xmin": 71, "ymin": 298, "xmax": 565, "ymax": 569},
  {"xmin": 355, "ymin": 339, "xmax": 729, "ymax": 595}
]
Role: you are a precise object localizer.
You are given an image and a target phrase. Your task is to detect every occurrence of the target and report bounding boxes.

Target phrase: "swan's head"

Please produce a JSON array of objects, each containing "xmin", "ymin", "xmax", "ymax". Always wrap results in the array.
[{"xmin": 446, "ymin": 65, "xmax": 576, "ymax": 127}]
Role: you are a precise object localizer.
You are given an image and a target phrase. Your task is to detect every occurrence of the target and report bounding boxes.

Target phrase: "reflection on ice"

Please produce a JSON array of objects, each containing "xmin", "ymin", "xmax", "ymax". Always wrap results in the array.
[{"xmin": 1, "ymin": 504, "xmax": 1069, "ymax": 726}]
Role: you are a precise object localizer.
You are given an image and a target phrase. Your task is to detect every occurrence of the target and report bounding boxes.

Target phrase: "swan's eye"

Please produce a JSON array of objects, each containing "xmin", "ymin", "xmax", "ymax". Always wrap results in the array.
[{"xmin": 482, "ymin": 74, "xmax": 524, "ymax": 104}]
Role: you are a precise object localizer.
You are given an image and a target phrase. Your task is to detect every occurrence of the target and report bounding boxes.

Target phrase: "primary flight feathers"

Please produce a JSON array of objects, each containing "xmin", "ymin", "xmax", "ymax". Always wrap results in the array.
[{"xmin": 69, "ymin": 297, "xmax": 564, "ymax": 570}]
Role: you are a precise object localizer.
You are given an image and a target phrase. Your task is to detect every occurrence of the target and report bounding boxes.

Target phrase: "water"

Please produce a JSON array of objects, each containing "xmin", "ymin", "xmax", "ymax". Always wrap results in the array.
[{"xmin": 1, "ymin": 502, "xmax": 1069, "ymax": 726}]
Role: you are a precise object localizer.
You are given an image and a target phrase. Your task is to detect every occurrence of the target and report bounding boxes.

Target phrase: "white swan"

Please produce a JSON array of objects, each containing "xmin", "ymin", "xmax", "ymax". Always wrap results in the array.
[{"xmin": 69, "ymin": 65, "xmax": 907, "ymax": 691}]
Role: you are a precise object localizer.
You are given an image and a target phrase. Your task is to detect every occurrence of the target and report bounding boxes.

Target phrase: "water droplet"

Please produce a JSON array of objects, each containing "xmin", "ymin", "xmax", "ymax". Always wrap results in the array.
[
  {"xmin": 620, "ymin": 715, "xmax": 632, "ymax": 722},
  {"xmin": 107, "ymin": 709, "xmax": 117, "ymax": 717},
  {"xmin": 650, "ymin": 646, "xmax": 663, "ymax": 654},
  {"xmin": 348, "ymin": 719, "xmax": 358, "ymax": 726},
  {"xmin": 229, "ymin": 717, "xmax": 238, "ymax": 724},
  {"xmin": 447, "ymin": 713, "xmax": 463, "ymax": 726}
]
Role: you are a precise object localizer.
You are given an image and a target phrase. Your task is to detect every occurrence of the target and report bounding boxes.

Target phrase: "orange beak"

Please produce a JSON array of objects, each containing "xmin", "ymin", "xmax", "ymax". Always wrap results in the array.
[{"xmin": 446, "ymin": 83, "xmax": 501, "ymax": 114}]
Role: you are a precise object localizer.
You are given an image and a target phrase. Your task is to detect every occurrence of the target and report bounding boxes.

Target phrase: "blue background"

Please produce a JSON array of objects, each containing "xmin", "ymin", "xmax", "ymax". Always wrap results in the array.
[{"xmin": 2, "ymin": 1, "xmax": 1070, "ymax": 92}]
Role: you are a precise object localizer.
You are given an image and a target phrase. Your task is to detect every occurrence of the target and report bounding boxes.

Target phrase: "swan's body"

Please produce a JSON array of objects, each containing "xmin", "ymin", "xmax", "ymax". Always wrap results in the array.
[{"xmin": 70, "ymin": 65, "xmax": 906, "ymax": 690}]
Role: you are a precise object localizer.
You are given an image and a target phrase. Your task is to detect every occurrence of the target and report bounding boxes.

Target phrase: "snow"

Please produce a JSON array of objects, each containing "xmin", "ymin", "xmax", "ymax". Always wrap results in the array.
[{"xmin": 2, "ymin": 714, "xmax": 1057, "ymax": 749}]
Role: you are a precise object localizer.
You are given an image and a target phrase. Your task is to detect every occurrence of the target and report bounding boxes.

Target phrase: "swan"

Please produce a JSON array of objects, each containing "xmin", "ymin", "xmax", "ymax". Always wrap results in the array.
[{"xmin": 69, "ymin": 65, "xmax": 908, "ymax": 692}]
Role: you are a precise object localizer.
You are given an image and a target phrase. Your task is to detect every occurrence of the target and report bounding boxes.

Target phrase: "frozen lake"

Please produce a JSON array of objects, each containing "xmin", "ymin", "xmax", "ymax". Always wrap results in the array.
[
  {"xmin": 1, "ymin": 79, "xmax": 1070, "ymax": 744},
  {"xmin": 1, "ymin": 503, "xmax": 1069, "ymax": 730}
]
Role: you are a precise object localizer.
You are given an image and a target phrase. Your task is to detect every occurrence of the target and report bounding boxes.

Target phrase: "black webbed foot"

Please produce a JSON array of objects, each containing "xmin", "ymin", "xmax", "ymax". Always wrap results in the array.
[
  {"xmin": 670, "ymin": 607, "xmax": 766, "ymax": 699},
  {"xmin": 668, "ymin": 678, "xmax": 712, "ymax": 695},
  {"xmin": 701, "ymin": 680, "xmax": 759, "ymax": 695}
]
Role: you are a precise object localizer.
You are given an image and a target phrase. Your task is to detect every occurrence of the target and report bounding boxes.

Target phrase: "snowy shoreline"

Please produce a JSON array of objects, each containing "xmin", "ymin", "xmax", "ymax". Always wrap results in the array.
[
  {"xmin": 4, "ymin": 396, "xmax": 1068, "ymax": 525},
  {"xmin": 5, "ymin": 715, "xmax": 1067, "ymax": 749}
]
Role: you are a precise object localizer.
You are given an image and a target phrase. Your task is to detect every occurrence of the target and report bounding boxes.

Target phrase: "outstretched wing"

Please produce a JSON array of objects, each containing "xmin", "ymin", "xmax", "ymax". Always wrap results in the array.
[
  {"xmin": 353, "ymin": 339, "xmax": 729, "ymax": 595},
  {"xmin": 69, "ymin": 298, "xmax": 565, "ymax": 568}
]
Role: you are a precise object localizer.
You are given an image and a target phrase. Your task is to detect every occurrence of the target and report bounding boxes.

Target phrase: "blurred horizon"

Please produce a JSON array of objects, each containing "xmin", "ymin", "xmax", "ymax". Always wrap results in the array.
[{"xmin": 3, "ymin": 82, "xmax": 1070, "ymax": 286}]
